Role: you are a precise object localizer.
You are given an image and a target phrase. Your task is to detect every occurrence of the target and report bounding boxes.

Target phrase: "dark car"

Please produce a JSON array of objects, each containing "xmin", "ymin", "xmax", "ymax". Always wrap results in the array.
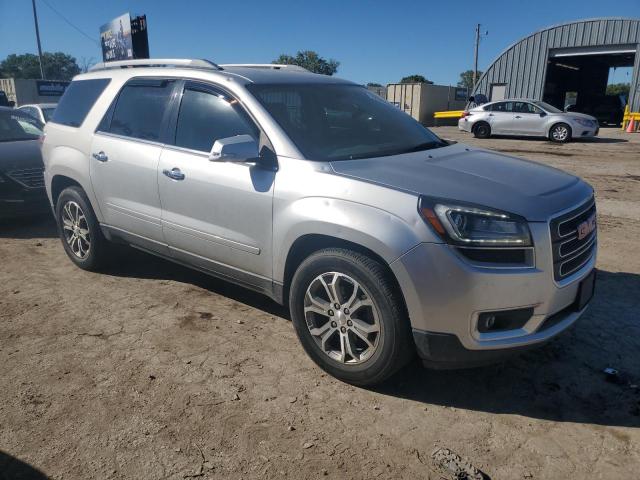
[
  {"xmin": 0, "ymin": 107, "xmax": 49, "ymax": 219},
  {"xmin": 566, "ymin": 95, "xmax": 625, "ymax": 126},
  {"xmin": 0, "ymin": 91, "xmax": 13, "ymax": 107}
]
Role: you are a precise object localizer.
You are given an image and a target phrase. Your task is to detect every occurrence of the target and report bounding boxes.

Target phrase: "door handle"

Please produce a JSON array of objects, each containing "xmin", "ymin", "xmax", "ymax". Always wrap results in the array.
[
  {"xmin": 515, "ymin": 115, "xmax": 522, "ymax": 119},
  {"xmin": 92, "ymin": 151, "xmax": 108, "ymax": 162},
  {"xmin": 163, "ymin": 168, "xmax": 185, "ymax": 181},
  {"xmin": 488, "ymin": 113, "xmax": 494, "ymax": 116}
]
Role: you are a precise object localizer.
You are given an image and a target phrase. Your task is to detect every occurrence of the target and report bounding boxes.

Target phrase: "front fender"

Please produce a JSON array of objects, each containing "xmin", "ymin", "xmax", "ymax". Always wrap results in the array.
[{"xmin": 273, "ymin": 196, "xmax": 431, "ymax": 283}]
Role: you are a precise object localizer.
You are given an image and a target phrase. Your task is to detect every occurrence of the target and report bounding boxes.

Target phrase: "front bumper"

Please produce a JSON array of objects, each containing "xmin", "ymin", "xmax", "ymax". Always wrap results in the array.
[
  {"xmin": 390, "ymin": 221, "xmax": 596, "ymax": 367},
  {"xmin": 575, "ymin": 125, "xmax": 599, "ymax": 138},
  {"xmin": 0, "ymin": 191, "xmax": 50, "ymax": 219}
]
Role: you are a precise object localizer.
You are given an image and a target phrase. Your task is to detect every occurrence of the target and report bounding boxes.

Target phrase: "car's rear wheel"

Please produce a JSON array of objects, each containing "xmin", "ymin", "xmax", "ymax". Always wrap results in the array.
[
  {"xmin": 289, "ymin": 248, "xmax": 413, "ymax": 386},
  {"xmin": 549, "ymin": 123, "xmax": 572, "ymax": 143},
  {"xmin": 473, "ymin": 122, "xmax": 491, "ymax": 139},
  {"xmin": 55, "ymin": 186, "xmax": 109, "ymax": 271}
]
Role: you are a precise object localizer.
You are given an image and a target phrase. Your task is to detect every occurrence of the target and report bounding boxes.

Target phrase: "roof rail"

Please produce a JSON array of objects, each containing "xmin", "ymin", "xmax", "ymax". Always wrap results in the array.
[
  {"xmin": 89, "ymin": 58, "xmax": 222, "ymax": 72},
  {"xmin": 220, "ymin": 63, "xmax": 310, "ymax": 73}
]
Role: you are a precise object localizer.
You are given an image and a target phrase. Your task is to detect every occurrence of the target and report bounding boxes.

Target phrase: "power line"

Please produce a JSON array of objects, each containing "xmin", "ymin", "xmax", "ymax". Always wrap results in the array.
[{"xmin": 38, "ymin": 0, "xmax": 100, "ymax": 47}]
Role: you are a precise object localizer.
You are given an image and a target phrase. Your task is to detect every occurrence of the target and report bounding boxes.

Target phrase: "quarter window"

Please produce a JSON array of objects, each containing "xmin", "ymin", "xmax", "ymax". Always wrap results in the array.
[
  {"xmin": 174, "ymin": 86, "xmax": 258, "ymax": 152},
  {"xmin": 107, "ymin": 79, "xmax": 174, "ymax": 141},
  {"xmin": 50, "ymin": 78, "xmax": 110, "ymax": 127}
]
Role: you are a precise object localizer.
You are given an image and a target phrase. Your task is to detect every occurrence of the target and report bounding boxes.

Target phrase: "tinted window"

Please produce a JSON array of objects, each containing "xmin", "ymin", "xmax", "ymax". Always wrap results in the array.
[
  {"xmin": 174, "ymin": 86, "xmax": 258, "ymax": 152},
  {"xmin": 514, "ymin": 102, "xmax": 540, "ymax": 114},
  {"xmin": 42, "ymin": 107, "xmax": 56, "ymax": 122},
  {"xmin": 248, "ymin": 84, "xmax": 445, "ymax": 161},
  {"xmin": 0, "ymin": 109, "xmax": 43, "ymax": 142},
  {"xmin": 51, "ymin": 78, "xmax": 110, "ymax": 127},
  {"xmin": 490, "ymin": 102, "xmax": 513, "ymax": 112},
  {"xmin": 107, "ymin": 79, "xmax": 174, "ymax": 141},
  {"xmin": 19, "ymin": 106, "xmax": 38, "ymax": 119}
]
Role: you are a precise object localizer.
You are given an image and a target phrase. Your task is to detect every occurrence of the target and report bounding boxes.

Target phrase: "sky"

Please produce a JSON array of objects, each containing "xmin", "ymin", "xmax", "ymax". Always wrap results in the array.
[{"xmin": 1, "ymin": 0, "xmax": 639, "ymax": 86}]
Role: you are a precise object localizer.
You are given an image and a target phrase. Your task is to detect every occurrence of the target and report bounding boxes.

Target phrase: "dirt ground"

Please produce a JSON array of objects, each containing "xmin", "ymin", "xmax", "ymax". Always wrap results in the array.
[{"xmin": 1, "ymin": 127, "xmax": 639, "ymax": 480}]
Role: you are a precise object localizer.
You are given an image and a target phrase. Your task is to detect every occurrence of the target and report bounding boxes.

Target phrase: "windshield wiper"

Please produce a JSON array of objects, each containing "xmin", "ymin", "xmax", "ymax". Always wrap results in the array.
[
  {"xmin": 0, "ymin": 137, "xmax": 36, "ymax": 143},
  {"xmin": 397, "ymin": 141, "xmax": 447, "ymax": 154}
]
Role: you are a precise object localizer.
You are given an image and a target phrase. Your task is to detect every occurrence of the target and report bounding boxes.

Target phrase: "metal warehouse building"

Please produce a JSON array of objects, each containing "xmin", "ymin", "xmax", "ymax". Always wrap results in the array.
[{"xmin": 472, "ymin": 18, "xmax": 640, "ymax": 114}]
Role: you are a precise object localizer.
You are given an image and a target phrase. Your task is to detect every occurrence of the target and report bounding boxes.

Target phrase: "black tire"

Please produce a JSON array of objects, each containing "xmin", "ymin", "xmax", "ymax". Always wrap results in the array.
[
  {"xmin": 549, "ymin": 122, "xmax": 572, "ymax": 143},
  {"xmin": 473, "ymin": 122, "xmax": 491, "ymax": 139},
  {"xmin": 55, "ymin": 186, "xmax": 109, "ymax": 271},
  {"xmin": 289, "ymin": 248, "xmax": 414, "ymax": 386}
]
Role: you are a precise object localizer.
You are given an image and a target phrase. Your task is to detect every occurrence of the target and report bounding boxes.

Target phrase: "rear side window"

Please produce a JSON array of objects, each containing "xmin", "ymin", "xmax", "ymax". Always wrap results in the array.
[
  {"xmin": 174, "ymin": 85, "xmax": 258, "ymax": 152},
  {"xmin": 51, "ymin": 78, "xmax": 110, "ymax": 127},
  {"xmin": 490, "ymin": 102, "xmax": 513, "ymax": 112},
  {"xmin": 106, "ymin": 79, "xmax": 175, "ymax": 142}
]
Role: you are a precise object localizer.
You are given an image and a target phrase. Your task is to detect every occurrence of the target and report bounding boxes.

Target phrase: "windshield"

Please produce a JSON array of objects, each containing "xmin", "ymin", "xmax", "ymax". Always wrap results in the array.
[
  {"xmin": 247, "ymin": 83, "xmax": 446, "ymax": 161},
  {"xmin": 0, "ymin": 110, "xmax": 44, "ymax": 142},
  {"xmin": 42, "ymin": 107, "xmax": 56, "ymax": 122},
  {"xmin": 534, "ymin": 101, "xmax": 563, "ymax": 114}
]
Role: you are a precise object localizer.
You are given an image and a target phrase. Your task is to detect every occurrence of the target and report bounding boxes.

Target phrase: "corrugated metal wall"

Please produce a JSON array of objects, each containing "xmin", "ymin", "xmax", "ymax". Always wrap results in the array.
[{"xmin": 473, "ymin": 18, "xmax": 640, "ymax": 112}]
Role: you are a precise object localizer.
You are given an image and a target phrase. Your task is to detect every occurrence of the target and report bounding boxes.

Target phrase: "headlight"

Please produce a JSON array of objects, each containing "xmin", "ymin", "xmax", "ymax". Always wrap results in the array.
[
  {"xmin": 573, "ymin": 118, "xmax": 594, "ymax": 127},
  {"xmin": 418, "ymin": 197, "xmax": 532, "ymax": 247}
]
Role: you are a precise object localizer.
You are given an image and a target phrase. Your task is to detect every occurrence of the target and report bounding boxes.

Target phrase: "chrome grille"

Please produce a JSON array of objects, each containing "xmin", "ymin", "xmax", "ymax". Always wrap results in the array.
[
  {"xmin": 550, "ymin": 198, "xmax": 596, "ymax": 281},
  {"xmin": 7, "ymin": 167, "xmax": 45, "ymax": 189}
]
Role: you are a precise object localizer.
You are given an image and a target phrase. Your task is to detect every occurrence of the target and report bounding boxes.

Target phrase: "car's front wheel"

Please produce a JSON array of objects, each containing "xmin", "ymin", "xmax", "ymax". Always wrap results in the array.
[
  {"xmin": 289, "ymin": 248, "xmax": 413, "ymax": 386},
  {"xmin": 55, "ymin": 186, "xmax": 109, "ymax": 271},
  {"xmin": 549, "ymin": 123, "xmax": 572, "ymax": 143}
]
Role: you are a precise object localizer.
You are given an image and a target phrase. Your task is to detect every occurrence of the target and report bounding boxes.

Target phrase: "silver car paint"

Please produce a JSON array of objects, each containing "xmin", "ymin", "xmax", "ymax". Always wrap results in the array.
[
  {"xmin": 459, "ymin": 99, "xmax": 599, "ymax": 138},
  {"xmin": 43, "ymin": 66, "xmax": 596, "ymax": 353}
]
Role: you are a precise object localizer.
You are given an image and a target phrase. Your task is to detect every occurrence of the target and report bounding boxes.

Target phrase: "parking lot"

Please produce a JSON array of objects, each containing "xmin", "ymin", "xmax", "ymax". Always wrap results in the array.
[{"xmin": 1, "ymin": 127, "xmax": 639, "ymax": 479}]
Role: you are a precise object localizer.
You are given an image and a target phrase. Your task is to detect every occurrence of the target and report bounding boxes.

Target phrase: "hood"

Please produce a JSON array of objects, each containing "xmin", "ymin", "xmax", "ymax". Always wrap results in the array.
[
  {"xmin": 559, "ymin": 111, "xmax": 597, "ymax": 121},
  {"xmin": 0, "ymin": 139, "xmax": 43, "ymax": 171},
  {"xmin": 329, "ymin": 142, "xmax": 593, "ymax": 221}
]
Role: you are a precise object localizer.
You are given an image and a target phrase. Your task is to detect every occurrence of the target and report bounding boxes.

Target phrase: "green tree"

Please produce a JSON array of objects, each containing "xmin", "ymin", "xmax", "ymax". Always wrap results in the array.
[
  {"xmin": 273, "ymin": 50, "xmax": 339, "ymax": 76},
  {"xmin": 0, "ymin": 52, "xmax": 80, "ymax": 80},
  {"xmin": 458, "ymin": 70, "xmax": 483, "ymax": 89},
  {"xmin": 606, "ymin": 83, "xmax": 630, "ymax": 97},
  {"xmin": 366, "ymin": 82, "xmax": 383, "ymax": 87},
  {"xmin": 399, "ymin": 74, "xmax": 432, "ymax": 84}
]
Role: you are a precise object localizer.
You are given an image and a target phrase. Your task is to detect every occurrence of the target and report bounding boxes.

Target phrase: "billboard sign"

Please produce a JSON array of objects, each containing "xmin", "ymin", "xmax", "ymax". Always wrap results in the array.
[
  {"xmin": 100, "ymin": 13, "xmax": 133, "ymax": 62},
  {"xmin": 36, "ymin": 80, "xmax": 69, "ymax": 97}
]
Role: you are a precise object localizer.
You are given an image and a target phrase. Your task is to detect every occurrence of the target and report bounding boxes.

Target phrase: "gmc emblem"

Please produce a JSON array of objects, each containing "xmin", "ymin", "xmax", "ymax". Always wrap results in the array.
[{"xmin": 577, "ymin": 213, "xmax": 596, "ymax": 240}]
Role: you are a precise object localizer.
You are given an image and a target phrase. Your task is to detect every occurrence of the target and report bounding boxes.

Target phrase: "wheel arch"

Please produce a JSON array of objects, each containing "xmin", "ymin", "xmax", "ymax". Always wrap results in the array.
[
  {"xmin": 44, "ymin": 143, "xmax": 104, "ymax": 222},
  {"xmin": 547, "ymin": 121, "xmax": 572, "ymax": 138},
  {"xmin": 280, "ymin": 234, "xmax": 408, "ymax": 314},
  {"xmin": 51, "ymin": 175, "xmax": 83, "ymax": 207}
]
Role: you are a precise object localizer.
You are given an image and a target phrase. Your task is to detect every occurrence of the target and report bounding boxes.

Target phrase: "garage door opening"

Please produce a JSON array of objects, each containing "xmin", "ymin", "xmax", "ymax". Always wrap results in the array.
[{"xmin": 542, "ymin": 45, "xmax": 636, "ymax": 126}]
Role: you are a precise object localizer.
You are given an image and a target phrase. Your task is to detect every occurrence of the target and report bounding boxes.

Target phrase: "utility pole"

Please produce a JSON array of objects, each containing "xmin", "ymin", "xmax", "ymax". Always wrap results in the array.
[
  {"xmin": 473, "ymin": 23, "xmax": 480, "ymax": 90},
  {"xmin": 472, "ymin": 24, "xmax": 488, "ymax": 91},
  {"xmin": 31, "ymin": 0, "xmax": 45, "ymax": 79}
]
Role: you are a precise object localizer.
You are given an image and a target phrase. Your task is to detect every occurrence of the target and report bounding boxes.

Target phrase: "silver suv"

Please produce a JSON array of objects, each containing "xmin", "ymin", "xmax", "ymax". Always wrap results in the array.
[{"xmin": 43, "ymin": 59, "xmax": 597, "ymax": 386}]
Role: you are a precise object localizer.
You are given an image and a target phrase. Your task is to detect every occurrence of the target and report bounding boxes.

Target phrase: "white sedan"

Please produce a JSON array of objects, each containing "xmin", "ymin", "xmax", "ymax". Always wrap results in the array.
[{"xmin": 459, "ymin": 99, "xmax": 599, "ymax": 143}]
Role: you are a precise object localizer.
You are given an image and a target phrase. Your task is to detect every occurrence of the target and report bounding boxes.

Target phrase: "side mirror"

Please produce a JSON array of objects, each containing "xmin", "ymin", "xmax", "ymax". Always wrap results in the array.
[
  {"xmin": 539, "ymin": 111, "xmax": 547, "ymax": 117},
  {"xmin": 8, "ymin": 101, "xmax": 15, "ymax": 107},
  {"xmin": 209, "ymin": 134, "xmax": 259, "ymax": 163}
]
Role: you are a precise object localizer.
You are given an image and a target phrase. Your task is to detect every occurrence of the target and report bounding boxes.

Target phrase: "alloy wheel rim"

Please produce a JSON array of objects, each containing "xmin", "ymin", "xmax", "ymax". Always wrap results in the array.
[
  {"xmin": 61, "ymin": 201, "xmax": 91, "ymax": 259},
  {"xmin": 553, "ymin": 126, "xmax": 568, "ymax": 141},
  {"xmin": 304, "ymin": 272, "xmax": 381, "ymax": 364}
]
